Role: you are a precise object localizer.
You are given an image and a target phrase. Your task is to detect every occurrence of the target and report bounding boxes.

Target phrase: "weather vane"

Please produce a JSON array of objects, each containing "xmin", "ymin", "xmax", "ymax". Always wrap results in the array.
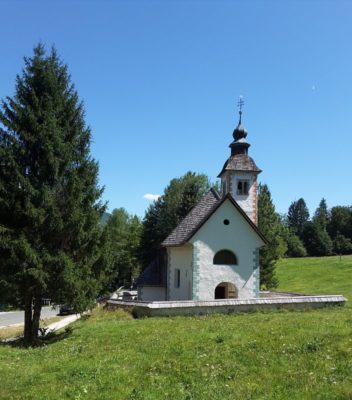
[{"xmin": 237, "ymin": 95, "xmax": 244, "ymax": 122}]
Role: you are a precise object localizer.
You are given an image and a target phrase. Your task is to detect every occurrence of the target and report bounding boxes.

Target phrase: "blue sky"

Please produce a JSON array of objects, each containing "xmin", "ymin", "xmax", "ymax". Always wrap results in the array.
[{"xmin": 1, "ymin": 0, "xmax": 351, "ymax": 218}]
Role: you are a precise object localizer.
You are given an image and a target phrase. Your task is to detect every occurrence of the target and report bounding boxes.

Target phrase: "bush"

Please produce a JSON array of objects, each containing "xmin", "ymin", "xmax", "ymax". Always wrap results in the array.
[
  {"xmin": 286, "ymin": 233, "xmax": 307, "ymax": 257},
  {"xmin": 333, "ymin": 233, "xmax": 352, "ymax": 255},
  {"xmin": 302, "ymin": 222, "xmax": 333, "ymax": 257}
]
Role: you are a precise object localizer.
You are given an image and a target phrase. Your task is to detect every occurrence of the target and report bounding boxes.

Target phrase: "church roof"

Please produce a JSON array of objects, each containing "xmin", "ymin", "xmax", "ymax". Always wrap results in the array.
[
  {"xmin": 162, "ymin": 188, "xmax": 267, "ymax": 246},
  {"xmin": 161, "ymin": 188, "xmax": 221, "ymax": 247},
  {"xmin": 217, "ymin": 153, "xmax": 262, "ymax": 177}
]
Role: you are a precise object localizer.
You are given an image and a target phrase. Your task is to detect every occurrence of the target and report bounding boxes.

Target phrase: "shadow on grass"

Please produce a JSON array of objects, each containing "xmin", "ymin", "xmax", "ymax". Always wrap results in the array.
[{"xmin": 0, "ymin": 326, "xmax": 75, "ymax": 349}]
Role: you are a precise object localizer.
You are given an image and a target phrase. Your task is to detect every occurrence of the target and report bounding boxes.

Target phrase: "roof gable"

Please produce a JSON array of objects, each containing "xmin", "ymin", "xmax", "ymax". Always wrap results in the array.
[
  {"xmin": 161, "ymin": 188, "xmax": 221, "ymax": 247},
  {"xmin": 162, "ymin": 189, "xmax": 267, "ymax": 247}
]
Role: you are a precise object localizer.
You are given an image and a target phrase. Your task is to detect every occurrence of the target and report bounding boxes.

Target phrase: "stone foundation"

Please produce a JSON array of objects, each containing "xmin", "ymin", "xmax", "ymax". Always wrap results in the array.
[{"xmin": 106, "ymin": 293, "xmax": 346, "ymax": 318}]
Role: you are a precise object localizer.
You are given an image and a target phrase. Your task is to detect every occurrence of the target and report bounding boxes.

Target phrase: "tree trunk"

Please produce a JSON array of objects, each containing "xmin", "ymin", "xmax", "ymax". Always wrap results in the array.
[
  {"xmin": 23, "ymin": 293, "xmax": 33, "ymax": 345},
  {"xmin": 31, "ymin": 296, "xmax": 42, "ymax": 342}
]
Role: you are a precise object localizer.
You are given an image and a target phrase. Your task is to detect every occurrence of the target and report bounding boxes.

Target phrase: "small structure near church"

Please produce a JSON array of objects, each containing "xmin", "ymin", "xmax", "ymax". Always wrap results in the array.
[{"xmin": 137, "ymin": 99, "xmax": 266, "ymax": 302}]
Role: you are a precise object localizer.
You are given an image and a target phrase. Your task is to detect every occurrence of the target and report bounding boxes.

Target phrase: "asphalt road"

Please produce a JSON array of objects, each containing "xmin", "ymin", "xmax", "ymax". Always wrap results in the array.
[{"xmin": 0, "ymin": 306, "xmax": 59, "ymax": 327}]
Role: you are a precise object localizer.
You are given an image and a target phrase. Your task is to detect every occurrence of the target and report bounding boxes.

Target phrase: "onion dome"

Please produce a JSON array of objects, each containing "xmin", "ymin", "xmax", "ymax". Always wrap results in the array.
[
  {"xmin": 230, "ymin": 110, "xmax": 250, "ymax": 156},
  {"xmin": 217, "ymin": 97, "xmax": 262, "ymax": 177},
  {"xmin": 233, "ymin": 112, "xmax": 248, "ymax": 141}
]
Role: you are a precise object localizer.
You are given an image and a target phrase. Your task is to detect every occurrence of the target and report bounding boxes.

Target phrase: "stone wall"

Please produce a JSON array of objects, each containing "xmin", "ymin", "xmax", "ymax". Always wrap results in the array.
[
  {"xmin": 106, "ymin": 295, "xmax": 346, "ymax": 318},
  {"xmin": 138, "ymin": 286, "xmax": 166, "ymax": 301}
]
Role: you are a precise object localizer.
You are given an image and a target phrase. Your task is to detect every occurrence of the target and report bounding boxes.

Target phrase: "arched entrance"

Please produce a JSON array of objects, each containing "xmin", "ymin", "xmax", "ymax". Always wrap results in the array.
[{"xmin": 214, "ymin": 282, "xmax": 238, "ymax": 299}]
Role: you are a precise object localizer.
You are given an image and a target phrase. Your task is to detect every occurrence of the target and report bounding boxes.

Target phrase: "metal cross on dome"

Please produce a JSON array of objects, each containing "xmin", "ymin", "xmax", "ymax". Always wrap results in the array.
[{"xmin": 237, "ymin": 96, "xmax": 244, "ymax": 122}]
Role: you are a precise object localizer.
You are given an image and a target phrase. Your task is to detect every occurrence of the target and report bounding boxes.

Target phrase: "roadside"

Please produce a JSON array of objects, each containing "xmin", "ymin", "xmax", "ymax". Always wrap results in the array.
[
  {"xmin": 0, "ymin": 306, "xmax": 59, "ymax": 328},
  {"xmin": 0, "ymin": 313, "xmax": 82, "ymax": 342},
  {"xmin": 45, "ymin": 313, "xmax": 81, "ymax": 333}
]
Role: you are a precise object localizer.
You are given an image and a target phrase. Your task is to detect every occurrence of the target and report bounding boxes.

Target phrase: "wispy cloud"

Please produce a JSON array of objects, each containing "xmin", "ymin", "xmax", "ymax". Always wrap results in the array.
[{"xmin": 143, "ymin": 193, "xmax": 161, "ymax": 201}]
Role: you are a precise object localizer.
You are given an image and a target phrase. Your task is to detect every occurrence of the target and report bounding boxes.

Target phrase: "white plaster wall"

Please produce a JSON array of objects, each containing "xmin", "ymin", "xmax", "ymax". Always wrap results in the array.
[
  {"xmin": 230, "ymin": 172, "xmax": 255, "ymax": 221},
  {"xmin": 190, "ymin": 199, "xmax": 264, "ymax": 300},
  {"xmin": 139, "ymin": 286, "xmax": 166, "ymax": 301},
  {"xmin": 168, "ymin": 245, "xmax": 193, "ymax": 301}
]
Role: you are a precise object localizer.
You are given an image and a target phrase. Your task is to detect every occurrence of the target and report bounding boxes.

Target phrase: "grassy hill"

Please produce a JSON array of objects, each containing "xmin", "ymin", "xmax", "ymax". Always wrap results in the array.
[
  {"xmin": 277, "ymin": 255, "xmax": 352, "ymax": 297},
  {"xmin": 0, "ymin": 256, "xmax": 351, "ymax": 399}
]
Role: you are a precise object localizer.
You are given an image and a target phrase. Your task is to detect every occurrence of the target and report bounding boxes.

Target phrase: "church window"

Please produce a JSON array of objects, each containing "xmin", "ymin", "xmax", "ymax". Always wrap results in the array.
[
  {"xmin": 213, "ymin": 250, "xmax": 237, "ymax": 265},
  {"xmin": 237, "ymin": 180, "xmax": 249, "ymax": 195},
  {"xmin": 174, "ymin": 269, "xmax": 180, "ymax": 288}
]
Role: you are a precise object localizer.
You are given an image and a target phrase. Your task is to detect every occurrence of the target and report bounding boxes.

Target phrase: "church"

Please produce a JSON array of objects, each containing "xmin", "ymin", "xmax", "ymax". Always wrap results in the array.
[{"xmin": 137, "ymin": 103, "xmax": 267, "ymax": 301}]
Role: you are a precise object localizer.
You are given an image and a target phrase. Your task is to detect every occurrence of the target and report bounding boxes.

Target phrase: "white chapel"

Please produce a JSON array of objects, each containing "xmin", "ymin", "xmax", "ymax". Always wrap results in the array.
[{"xmin": 137, "ymin": 103, "xmax": 266, "ymax": 301}]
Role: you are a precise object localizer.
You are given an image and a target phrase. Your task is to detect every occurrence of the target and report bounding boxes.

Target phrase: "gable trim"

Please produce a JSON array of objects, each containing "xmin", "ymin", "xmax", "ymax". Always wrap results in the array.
[{"xmin": 165, "ymin": 192, "xmax": 268, "ymax": 246}]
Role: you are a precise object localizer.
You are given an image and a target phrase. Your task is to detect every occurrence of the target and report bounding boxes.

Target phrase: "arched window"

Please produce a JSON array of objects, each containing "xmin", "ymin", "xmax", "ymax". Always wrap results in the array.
[{"xmin": 213, "ymin": 250, "xmax": 237, "ymax": 265}]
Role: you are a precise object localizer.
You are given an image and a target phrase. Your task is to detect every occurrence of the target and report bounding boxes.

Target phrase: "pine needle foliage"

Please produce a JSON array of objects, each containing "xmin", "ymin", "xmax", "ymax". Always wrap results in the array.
[
  {"xmin": 258, "ymin": 183, "xmax": 285, "ymax": 289},
  {"xmin": 0, "ymin": 44, "xmax": 108, "ymax": 345}
]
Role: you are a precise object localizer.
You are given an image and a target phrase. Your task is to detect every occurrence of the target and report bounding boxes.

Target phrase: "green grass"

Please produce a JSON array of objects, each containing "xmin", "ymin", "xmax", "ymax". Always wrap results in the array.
[
  {"xmin": 276, "ymin": 255, "xmax": 352, "ymax": 300},
  {"xmin": 0, "ymin": 256, "xmax": 351, "ymax": 400}
]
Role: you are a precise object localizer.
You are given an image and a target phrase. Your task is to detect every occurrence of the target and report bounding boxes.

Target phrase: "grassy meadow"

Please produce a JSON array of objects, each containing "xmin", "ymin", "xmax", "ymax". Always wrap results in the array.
[{"xmin": 0, "ymin": 256, "xmax": 351, "ymax": 400}]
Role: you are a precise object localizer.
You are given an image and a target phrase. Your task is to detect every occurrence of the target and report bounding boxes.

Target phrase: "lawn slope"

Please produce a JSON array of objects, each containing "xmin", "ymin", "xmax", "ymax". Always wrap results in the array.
[
  {"xmin": 0, "ymin": 256, "xmax": 351, "ymax": 400},
  {"xmin": 276, "ymin": 255, "xmax": 352, "ymax": 298}
]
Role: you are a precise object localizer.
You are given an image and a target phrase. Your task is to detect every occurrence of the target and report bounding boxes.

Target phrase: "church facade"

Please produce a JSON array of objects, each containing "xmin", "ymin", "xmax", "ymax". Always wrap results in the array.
[{"xmin": 137, "ymin": 105, "xmax": 266, "ymax": 301}]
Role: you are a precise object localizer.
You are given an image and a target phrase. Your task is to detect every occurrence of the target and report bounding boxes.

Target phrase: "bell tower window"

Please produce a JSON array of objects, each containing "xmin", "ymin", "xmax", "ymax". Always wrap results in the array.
[{"xmin": 237, "ymin": 180, "xmax": 249, "ymax": 196}]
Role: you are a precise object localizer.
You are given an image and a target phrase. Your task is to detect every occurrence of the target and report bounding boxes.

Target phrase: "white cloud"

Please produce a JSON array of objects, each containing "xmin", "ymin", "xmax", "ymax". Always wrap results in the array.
[{"xmin": 143, "ymin": 193, "xmax": 161, "ymax": 201}]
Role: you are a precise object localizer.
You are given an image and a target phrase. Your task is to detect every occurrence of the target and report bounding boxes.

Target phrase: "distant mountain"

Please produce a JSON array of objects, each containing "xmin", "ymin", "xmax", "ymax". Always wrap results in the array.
[{"xmin": 100, "ymin": 212, "xmax": 111, "ymax": 226}]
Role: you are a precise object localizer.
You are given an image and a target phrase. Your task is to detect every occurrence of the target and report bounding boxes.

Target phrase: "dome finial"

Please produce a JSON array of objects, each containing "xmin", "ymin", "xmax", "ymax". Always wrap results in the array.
[
  {"xmin": 232, "ymin": 95, "xmax": 247, "ymax": 142},
  {"xmin": 237, "ymin": 95, "xmax": 244, "ymax": 124}
]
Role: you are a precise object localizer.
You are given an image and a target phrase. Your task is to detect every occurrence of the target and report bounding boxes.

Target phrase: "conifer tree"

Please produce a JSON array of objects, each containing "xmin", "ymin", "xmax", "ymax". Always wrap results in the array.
[
  {"xmin": 287, "ymin": 198, "xmax": 310, "ymax": 238},
  {"xmin": 258, "ymin": 184, "xmax": 286, "ymax": 288},
  {"xmin": 0, "ymin": 45, "xmax": 109, "ymax": 345},
  {"xmin": 305, "ymin": 198, "xmax": 333, "ymax": 256},
  {"xmin": 103, "ymin": 208, "xmax": 142, "ymax": 289},
  {"xmin": 313, "ymin": 198, "xmax": 329, "ymax": 229}
]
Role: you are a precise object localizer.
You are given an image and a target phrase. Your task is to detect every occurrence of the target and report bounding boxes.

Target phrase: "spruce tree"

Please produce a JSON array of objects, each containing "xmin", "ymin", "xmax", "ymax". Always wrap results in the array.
[
  {"xmin": 287, "ymin": 198, "xmax": 310, "ymax": 238},
  {"xmin": 103, "ymin": 208, "xmax": 142, "ymax": 289},
  {"xmin": 0, "ymin": 45, "xmax": 109, "ymax": 345},
  {"xmin": 257, "ymin": 184, "xmax": 286, "ymax": 289},
  {"xmin": 313, "ymin": 198, "xmax": 329, "ymax": 229},
  {"xmin": 307, "ymin": 198, "xmax": 333, "ymax": 256}
]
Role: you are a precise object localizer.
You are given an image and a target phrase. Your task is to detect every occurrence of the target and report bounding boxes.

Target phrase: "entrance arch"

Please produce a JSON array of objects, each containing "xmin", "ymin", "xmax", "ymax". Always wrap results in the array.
[{"xmin": 214, "ymin": 282, "xmax": 238, "ymax": 299}]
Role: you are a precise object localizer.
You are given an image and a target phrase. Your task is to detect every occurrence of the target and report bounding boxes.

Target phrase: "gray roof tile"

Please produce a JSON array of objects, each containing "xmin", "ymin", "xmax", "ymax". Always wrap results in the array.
[
  {"xmin": 161, "ymin": 188, "xmax": 221, "ymax": 246},
  {"xmin": 218, "ymin": 154, "xmax": 261, "ymax": 177}
]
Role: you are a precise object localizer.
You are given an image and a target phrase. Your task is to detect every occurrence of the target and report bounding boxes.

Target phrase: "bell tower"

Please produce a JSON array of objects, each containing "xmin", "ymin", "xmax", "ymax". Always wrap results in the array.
[{"xmin": 218, "ymin": 97, "xmax": 262, "ymax": 224}]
